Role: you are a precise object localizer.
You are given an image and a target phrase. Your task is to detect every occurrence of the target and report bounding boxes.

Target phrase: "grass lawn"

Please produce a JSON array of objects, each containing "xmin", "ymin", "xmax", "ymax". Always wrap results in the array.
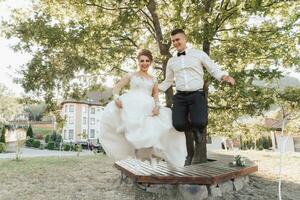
[
  {"xmin": 0, "ymin": 151, "xmax": 299, "ymax": 200},
  {"xmin": 32, "ymin": 127, "xmax": 53, "ymax": 138},
  {"xmin": 0, "ymin": 155, "xmax": 133, "ymax": 200}
]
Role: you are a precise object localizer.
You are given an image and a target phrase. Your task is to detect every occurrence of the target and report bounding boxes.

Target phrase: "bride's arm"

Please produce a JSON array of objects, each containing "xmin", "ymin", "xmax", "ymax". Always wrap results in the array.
[
  {"xmin": 113, "ymin": 73, "xmax": 131, "ymax": 108},
  {"xmin": 152, "ymin": 82, "xmax": 160, "ymax": 116}
]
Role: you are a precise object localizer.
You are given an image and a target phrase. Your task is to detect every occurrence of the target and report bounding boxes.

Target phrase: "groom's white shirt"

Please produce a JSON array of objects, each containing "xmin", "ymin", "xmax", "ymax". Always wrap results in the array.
[{"xmin": 159, "ymin": 48, "xmax": 228, "ymax": 92}]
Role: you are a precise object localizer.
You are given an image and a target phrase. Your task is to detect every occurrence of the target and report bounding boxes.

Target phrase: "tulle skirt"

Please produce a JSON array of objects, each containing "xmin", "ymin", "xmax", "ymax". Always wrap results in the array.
[{"xmin": 99, "ymin": 90, "xmax": 187, "ymax": 167}]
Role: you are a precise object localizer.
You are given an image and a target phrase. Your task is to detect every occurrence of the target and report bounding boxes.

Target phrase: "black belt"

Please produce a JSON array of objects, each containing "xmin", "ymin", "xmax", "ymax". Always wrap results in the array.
[{"xmin": 176, "ymin": 89, "xmax": 203, "ymax": 95}]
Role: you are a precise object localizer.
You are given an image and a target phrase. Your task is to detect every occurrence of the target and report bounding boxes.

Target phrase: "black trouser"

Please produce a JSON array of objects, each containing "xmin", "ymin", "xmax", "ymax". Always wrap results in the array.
[{"xmin": 172, "ymin": 90, "xmax": 208, "ymax": 133}]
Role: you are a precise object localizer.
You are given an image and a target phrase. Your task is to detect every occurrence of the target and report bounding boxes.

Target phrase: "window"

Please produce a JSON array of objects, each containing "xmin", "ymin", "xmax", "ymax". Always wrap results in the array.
[
  {"xmin": 69, "ymin": 116, "xmax": 74, "ymax": 124},
  {"xmin": 69, "ymin": 105, "xmax": 75, "ymax": 112},
  {"xmin": 90, "ymin": 129, "xmax": 95, "ymax": 139},
  {"xmin": 64, "ymin": 105, "xmax": 68, "ymax": 112},
  {"xmin": 91, "ymin": 107, "xmax": 95, "ymax": 114},
  {"xmin": 90, "ymin": 118, "xmax": 95, "ymax": 125},
  {"xmin": 83, "ymin": 105, "xmax": 87, "ymax": 113},
  {"xmin": 83, "ymin": 117, "xmax": 87, "ymax": 125},
  {"xmin": 68, "ymin": 130, "xmax": 74, "ymax": 140},
  {"xmin": 64, "ymin": 130, "xmax": 67, "ymax": 140}
]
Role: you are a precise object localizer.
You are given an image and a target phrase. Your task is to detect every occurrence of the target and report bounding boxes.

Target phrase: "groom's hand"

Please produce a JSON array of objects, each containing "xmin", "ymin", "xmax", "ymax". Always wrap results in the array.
[{"xmin": 221, "ymin": 75, "xmax": 235, "ymax": 86}]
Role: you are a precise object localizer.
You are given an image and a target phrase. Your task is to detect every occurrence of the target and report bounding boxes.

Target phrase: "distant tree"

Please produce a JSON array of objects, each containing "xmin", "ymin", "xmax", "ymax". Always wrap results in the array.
[
  {"xmin": 24, "ymin": 103, "xmax": 47, "ymax": 121},
  {"xmin": 0, "ymin": 84, "xmax": 23, "ymax": 122},
  {"xmin": 0, "ymin": 127, "xmax": 6, "ymax": 143},
  {"xmin": 26, "ymin": 125, "xmax": 34, "ymax": 138}
]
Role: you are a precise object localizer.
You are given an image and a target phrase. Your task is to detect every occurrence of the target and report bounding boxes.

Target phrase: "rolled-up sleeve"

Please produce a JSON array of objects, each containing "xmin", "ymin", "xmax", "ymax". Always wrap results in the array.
[
  {"xmin": 200, "ymin": 51, "xmax": 228, "ymax": 81},
  {"xmin": 158, "ymin": 60, "xmax": 174, "ymax": 91}
]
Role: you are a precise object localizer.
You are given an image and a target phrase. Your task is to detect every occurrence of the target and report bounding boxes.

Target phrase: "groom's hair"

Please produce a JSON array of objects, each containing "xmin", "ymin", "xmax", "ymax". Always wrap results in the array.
[{"xmin": 171, "ymin": 29, "xmax": 186, "ymax": 36}]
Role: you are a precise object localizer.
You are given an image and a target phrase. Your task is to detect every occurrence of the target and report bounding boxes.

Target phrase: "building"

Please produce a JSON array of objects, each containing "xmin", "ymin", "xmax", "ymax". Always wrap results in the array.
[
  {"xmin": 265, "ymin": 118, "xmax": 300, "ymax": 152},
  {"xmin": 61, "ymin": 90, "xmax": 112, "ymax": 144}
]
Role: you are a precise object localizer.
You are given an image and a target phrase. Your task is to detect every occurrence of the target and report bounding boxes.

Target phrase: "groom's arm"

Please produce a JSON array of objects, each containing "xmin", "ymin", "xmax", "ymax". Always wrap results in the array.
[
  {"xmin": 200, "ymin": 51, "xmax": 235, "ymax": 86},
  {"xmin": 158, "ymin": 60, "xmax": 174, "ymax": 92}
]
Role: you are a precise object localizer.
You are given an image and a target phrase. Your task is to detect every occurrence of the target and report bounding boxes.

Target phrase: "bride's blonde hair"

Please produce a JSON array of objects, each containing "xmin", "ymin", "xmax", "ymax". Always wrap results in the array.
[{"xmin": 137, "ymin": 49, "xmax": 153, "ymax": 62}]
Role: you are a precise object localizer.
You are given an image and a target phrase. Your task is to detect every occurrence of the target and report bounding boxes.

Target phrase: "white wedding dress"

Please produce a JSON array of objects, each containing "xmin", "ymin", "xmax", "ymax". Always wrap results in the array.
[{"xmin": 99, "ymin": 73, "xmax": 187, "ymax": 167}]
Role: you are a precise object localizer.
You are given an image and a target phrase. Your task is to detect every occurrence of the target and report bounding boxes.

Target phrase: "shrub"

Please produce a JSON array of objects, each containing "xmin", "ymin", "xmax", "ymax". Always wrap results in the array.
[
  {"xmin": 70, "ymin": 144, "xmax": 75, "ymax": 151},
  {"xmin": 33, "ymin": 140, "xmax": 41, "ymax": 148},
  {"xmin": 55, "ymin": 134, "xmax": 62, "ymax": 144},
  {"xmin": 63, "ymin": 144, "xmax": 71, "ymax": 151},
  {"xmin": 256, "ymin": 136, "xmax": 273, "ymax": 150},
  {"xmin": 0, "ymin": 127, "xmax": 6, "ymax": 143},
  {"xmin": 26, "ymin": 125, "xmax": 34, "ymax": 138},
  {"xmin": 50, "ymin": 131, "xmax": 57, "ymax": 142},
  {"xmin": 45, "ymin": 134, "xmax": 50, "ymax": 143},
  {"xmin": 26, "ymin": 138, "xmax": 35, "ymax": 147},
  {"xmin": 45, "ymin": 132, "xmax": 62, "ymax": 145},
  {"xmin": 47, "ymin": 141, "xmax": 55, "ymax": 150},
  {"xmin": 0, "ymin": 142, "xmax": 6, "ymax": 153}
]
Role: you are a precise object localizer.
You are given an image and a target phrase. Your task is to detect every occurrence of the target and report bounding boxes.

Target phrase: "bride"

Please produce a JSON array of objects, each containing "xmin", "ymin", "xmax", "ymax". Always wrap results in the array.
[{"xmin": 99, "ymin": 49, "xmax": 186, "ymax": 167}]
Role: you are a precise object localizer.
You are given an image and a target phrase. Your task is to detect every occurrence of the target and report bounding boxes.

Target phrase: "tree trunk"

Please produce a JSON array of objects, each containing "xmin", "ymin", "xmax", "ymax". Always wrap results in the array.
[
  {"xmin": 146, "ymin": 0, "xmax": 173, "ymax": 106},
  {"xmin": 196, "ymin": 0, "xmax": 215, "ymax": 163}
]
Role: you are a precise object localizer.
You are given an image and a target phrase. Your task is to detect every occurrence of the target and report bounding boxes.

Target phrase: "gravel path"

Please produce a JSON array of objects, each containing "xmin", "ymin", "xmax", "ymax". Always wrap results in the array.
[{"xmin": 0, "ymin": 147, "xmax": 94, "ymax": 159}]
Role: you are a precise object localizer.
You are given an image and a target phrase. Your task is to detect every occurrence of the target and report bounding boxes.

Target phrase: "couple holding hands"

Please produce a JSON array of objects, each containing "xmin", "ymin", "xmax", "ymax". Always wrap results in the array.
[{"xmin": 100, "ymin": 29, "xmax": 235, "ymax": 167}]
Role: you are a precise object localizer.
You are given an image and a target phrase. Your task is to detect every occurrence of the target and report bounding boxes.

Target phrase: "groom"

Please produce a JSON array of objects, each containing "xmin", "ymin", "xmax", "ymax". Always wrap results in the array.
[{"xmin": 159, "ymin": 29, "xmax": 235, "ymax": 166}]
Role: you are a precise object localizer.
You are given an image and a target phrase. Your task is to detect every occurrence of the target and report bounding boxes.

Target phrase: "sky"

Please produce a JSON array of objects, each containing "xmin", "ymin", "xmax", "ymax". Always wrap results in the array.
[
  {"xmin": 0, "ymin": 0, "xmax": 33, "ymax": 96},
  {"xmin": 0, "ymin": 0, "xmax": 299, "ymax": 98}
]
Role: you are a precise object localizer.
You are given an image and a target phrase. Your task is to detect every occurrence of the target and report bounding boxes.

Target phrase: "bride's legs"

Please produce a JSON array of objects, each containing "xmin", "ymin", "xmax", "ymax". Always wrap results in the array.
[
  {"xmin": 134, "ymin": 149, "xmax": 141, "ymax": 170},
  {"xmin": 135, "ymin": 147, "xmax": 161, "ymax": 168}
]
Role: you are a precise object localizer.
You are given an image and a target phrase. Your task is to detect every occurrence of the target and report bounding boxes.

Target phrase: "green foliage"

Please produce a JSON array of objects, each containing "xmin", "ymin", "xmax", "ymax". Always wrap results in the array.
[
  {"xmin": 26, "ymin": 125, "xmax": 34, "ymax": 138},
  {"xmin": 45, "ymin": 134, "xmax": 50, "ymax": 143},
  {"xmin": 63, "ymin": 144, "xmax": 71, "ymax": 151},
  {"xmin": 50, "ymin": 131, "xmax": 62, "ymax": 144},
  {"xmin": 24, "ymin": 103, "xmax": 47, "ymax": 121},
  {"xmin": 0, "ymin": 127, "xmax": 6, "ymax": 143},
  {"xmin": 256, "ymin": 136, "xmax": 272, "ymax": 150},
  {"xmin": 32, "ymin": 127, "xmax": 52, "ymax": 137},
  {"xmin": 233, "ymin": 155, "xmax": 246, "ymax": 167},
  {"xmin": 32, "ymin": 140, "xmax": 41, "ymax": 148},
  {"xmin": 46, "ymin": 141, "xmax": 55, "ymax": 150},
  {"xmin": 25, "ymin": 138, "xmax": 35, "ymax": 147},
  {"xmin": 0, "ymin": 142, "xmax": 6, "ymax": 153},
  {"xmin": 0, "ymin": 84, "xmax": 23, "ymax": 123},
  {"xmin": 1, "ymin": 0, "xmax": 299, "ymax": 138},
  {"xmin": 45, "ymin": 132, "xmax": 62, "ymax": 150}
]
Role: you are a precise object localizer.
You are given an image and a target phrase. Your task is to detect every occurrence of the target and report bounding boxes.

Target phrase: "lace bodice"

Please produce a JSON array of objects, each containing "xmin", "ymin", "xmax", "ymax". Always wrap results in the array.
[{"xmin": 129, "ymin": 73, "xmax": 156, "ymax": 95}]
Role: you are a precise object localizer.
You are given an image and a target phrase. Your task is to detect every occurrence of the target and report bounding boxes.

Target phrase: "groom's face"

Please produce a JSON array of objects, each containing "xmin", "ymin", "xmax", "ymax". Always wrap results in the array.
[{"xmin": 171, "ymin": 33, "xmax": 187, "ymax": 52}]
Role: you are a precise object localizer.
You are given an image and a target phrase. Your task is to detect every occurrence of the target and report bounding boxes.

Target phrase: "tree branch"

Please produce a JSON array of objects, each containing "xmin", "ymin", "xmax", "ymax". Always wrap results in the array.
[{"xmin": 85, "ymin": 2, "xmax": 138, "ymax": 11}]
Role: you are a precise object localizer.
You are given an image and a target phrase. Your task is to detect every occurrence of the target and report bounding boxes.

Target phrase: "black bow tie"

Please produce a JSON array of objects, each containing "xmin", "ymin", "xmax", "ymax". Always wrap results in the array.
[{"xmin": 177, "ymin": 51, "xmax": 186, "ymax": 57}]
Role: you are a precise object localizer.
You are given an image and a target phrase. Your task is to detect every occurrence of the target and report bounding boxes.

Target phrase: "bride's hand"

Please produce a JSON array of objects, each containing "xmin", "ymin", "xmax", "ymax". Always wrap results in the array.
[
  {"xmin": 115, "ymin": 98, "xmax": 123, "ymax": 109},
  {"xmin": 152, "ymin": 106, "xmax": 160, "ymax": 116}
]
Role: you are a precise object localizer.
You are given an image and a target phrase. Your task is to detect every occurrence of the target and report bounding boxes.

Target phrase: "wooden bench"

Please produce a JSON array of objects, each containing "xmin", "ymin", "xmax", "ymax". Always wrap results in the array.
[{"xmin": 114, "ymin": 152, "xmax": 258, "ymax": 185}]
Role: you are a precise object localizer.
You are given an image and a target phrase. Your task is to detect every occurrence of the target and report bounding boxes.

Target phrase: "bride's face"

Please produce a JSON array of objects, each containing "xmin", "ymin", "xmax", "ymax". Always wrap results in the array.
[{"xmin": 138, "ymin": 55, "xmax": 151, "ymax": 72}]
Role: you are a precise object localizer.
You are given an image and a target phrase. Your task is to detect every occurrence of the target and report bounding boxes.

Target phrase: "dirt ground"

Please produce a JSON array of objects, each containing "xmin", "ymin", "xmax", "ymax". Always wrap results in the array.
[{"xmin": 0, "ymin": 150, "xmax": 299, "ymax": 200}]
